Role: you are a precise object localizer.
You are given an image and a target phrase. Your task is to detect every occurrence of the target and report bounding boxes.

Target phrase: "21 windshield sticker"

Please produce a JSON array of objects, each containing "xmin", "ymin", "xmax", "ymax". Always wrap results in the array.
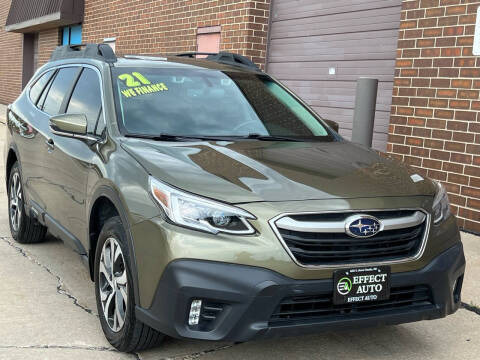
[{"xmin": 118, "ymin": 72, "xmax": 168, "ymax": 98}]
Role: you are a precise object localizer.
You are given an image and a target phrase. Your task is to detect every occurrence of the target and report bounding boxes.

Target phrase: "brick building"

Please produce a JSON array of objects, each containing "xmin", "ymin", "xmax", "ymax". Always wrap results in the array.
[
  {"xmin": 0, "ymin": 0, "xmax": 478, "ymax": 233},
  {"xmin": 389, "ymin": 0, "xmax": 480, "ymax": 233},
  {"xmin": 0, "ymin": 0, "xmax": 271, "ymax": 104}
]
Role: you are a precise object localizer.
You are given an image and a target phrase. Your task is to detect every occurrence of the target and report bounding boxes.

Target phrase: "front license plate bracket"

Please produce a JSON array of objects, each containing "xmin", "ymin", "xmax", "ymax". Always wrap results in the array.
[{"xmin": 333, "ymin": 266, "xmax": 391, "ymax": 305}]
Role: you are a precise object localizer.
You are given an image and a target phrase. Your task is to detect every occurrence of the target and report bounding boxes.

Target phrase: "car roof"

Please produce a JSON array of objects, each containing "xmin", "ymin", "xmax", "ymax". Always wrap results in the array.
[
  {"xmin": 112, "ymin": 56, "xmax": 262, "ymax": 74},
  {"xmin": 48, "ymin": 44, "xmax": 263, "ymax": 74}
]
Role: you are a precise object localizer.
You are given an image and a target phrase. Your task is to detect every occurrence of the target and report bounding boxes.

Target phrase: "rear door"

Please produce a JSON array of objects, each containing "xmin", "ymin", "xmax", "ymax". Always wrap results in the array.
[
  {"xmin": 11, "ymin": 67, "xmax": 80, "ymax": 216},
  {"xmin": 12, "ymin": 69, "xmax": 56, "ymax": 211}
]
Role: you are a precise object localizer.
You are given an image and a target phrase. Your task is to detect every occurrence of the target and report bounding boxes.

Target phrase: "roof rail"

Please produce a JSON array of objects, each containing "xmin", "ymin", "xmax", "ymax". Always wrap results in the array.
[
  {"xmin": 124, "ymin": 55, "xmax": 167, "ymax": 61},
  {"xmin": 50, "ymin": 43, "xmax": 117, "ymax": 64},
  {"xmin": 176, "ymin": 52, "xmax": 260, "ymax": 71}
]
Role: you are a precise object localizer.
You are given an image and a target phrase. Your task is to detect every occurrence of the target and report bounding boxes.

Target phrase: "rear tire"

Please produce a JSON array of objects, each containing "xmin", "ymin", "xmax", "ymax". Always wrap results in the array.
[
  {"xmin": 94, "ymin": 216, "xmax": 164, "ymax": 352},
  {"xmin": 8, "ymin": 162, "xmax": 46, "ymax": 244}
]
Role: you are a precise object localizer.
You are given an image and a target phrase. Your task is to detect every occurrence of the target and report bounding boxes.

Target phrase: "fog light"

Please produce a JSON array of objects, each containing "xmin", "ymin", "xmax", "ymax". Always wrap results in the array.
[{"xmin": 188, "ymin": 299, "xmax": 202, "ymax": 325}]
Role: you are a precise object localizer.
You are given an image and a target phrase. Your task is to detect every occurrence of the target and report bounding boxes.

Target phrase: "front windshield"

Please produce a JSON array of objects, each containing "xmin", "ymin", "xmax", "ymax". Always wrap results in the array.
[{"xmin": 112, "ymin": 67, "xmax": 333, "ymax": 140}]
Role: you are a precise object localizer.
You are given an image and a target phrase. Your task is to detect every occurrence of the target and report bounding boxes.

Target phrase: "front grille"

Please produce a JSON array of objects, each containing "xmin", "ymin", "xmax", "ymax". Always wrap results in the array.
[
  {"xmin": 274, "ymin": 210, "xmax": 428, "ymax": 266},
  {"xmin": 270, "ymin": 285, "xmax": 433, "ymax": 326}
]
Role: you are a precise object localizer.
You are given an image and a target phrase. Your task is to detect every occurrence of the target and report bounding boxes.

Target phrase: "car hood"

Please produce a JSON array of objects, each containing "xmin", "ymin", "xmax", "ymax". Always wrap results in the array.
[{"xmin": 121, "ymin": 139, "xmax": 436, "ymax": 204}]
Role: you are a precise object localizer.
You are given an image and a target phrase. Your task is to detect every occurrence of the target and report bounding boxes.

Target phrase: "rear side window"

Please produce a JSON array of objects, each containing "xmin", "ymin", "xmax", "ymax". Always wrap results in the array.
[
  {"xmin": 42, "ymin": 67, "xmax": 79, "ymax": 115},
  {"xmin": 66, "ymin": 68, "xmax": 103, "ymax": 133},
  {"xmin": 37, "ymin": 73, "xmax": 55, "ymax": 110},
  {"xmin": 29, "ymin": 70, "xmax": 54, "ymax": 105}
]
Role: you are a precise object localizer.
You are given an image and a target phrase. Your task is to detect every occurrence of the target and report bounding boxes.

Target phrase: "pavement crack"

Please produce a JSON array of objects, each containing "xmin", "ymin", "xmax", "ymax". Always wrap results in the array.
[
  {"xmin": 462, "ymin": 302, "xmax": 480, "ymax": 316},
  {"xmin": 0, "ymin": 236, "xmax": 97, "ymax": 317},
  {"xmin": 164, "ymin": 343, "xmax": 238, "ymax": 360},
  {"xmin": 0, "ymin": 344, "xmax": 115, "ymax": 351},
  {"xmin": 0, "ymin": 344, "xmax": 139, "ymax": 358}
]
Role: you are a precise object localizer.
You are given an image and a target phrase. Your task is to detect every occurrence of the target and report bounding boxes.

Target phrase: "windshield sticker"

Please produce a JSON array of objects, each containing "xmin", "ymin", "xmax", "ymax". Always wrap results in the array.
[
  {"xmin": 118, "ymin": 73, "xmax": 140, "ymax": 87},
  {"xmin": 120, "ymin": 82, "xmax": 169, "ymax": 98},
  {"xmin": 118, "ymin": 72, "xmax": 152, "ymax": 87},
  {"xmin": 118, "ymin": 72, "xmax": 168, "ymax": 98}
]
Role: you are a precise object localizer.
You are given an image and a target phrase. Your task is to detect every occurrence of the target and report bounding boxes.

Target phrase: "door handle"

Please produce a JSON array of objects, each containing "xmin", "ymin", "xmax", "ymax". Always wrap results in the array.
[{"xmin": 45, "ymin": 138, "xmax": 55, "ymax": 152}]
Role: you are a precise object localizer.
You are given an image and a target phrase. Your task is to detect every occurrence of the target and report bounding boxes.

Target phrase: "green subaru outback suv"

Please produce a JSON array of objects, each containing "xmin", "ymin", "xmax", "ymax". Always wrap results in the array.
[{"xmin": 5, "ymin": 44, "xmax": 465, "ymax": 352}]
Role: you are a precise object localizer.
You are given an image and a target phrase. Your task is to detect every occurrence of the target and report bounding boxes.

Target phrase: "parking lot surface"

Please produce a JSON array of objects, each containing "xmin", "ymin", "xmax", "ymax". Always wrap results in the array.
[{"xmin": 0, "ymin": 107, "xmax": 479, "ymax": 359}]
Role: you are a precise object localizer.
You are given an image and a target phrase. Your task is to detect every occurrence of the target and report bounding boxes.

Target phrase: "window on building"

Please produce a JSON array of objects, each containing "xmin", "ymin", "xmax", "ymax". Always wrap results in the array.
[
  {"xmin": 62, "ymin": 24, "xmax": 82, "ymax": 45},
  {"xmin": 197, "ymin": 26, "xmax": 221, "ymax": 56},
  {"xmin": 42, "ymin": 67, "xmax": 79, "ymax": 115},
  {"xmin": 29, "ymin": 69, "xmax": 54, "ymax": 105},
  {"xmin": 66, "ymin": 68, "xmax": 103, "ymax": 134}
]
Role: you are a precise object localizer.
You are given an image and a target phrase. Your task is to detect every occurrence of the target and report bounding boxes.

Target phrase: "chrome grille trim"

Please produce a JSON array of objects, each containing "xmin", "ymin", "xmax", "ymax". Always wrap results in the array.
[
  {"xmin": 269, "ymin": 208, "xmax": 431, "ymax": 269},
  {"xmin": 275, "ymin": 211, "xmax": 426, "ymax": 233}
]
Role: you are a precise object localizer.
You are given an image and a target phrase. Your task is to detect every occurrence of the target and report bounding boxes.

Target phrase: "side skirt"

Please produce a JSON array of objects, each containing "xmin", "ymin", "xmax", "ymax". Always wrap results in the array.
[{"xmin": 29, "ymin": 200, "xmax": 88, "ymax": 260}]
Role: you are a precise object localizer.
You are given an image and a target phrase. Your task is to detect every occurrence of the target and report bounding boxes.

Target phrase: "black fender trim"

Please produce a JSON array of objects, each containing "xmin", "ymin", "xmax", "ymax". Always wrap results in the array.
[
  {"xmin": 88, "ymin": 185, "xmax": 141, "ymax": 305},
  {"xmin": 44, "ymin": 213, "xmax": 87, "ymax": 255},
  {"xmin": 5, "ymin": 143, "xmax": 20, "ymax": 188}
]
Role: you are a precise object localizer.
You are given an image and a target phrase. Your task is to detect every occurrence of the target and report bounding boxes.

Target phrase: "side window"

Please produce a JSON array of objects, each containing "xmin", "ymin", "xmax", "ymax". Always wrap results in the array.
[
  {"xmin": 37, "ymin": 71, "xmax": 56, "ymax": 110},
  {"xmin": 29, "ymin": 70, "xmax": 54, "ymax": 105},
  {"xmin": 66, "ymin": 68, "xmax": 103, "ymax": 134},
  {"xmin": 43, "ymin": 67, "xmax": 79, "ymax": 115},
  {"xmin": 95, "ymin": 110, "xmax": 106, "ymax": 136}
]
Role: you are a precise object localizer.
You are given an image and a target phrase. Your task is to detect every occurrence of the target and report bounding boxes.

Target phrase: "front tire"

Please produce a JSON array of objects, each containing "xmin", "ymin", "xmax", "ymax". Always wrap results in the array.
[
  {"xmin": 8, "ymin": 162, "xmax": 46, "ymax": 244},
  {"xmin": 94, "ymin": 216, "xmax": 164, "ymax": 352}
]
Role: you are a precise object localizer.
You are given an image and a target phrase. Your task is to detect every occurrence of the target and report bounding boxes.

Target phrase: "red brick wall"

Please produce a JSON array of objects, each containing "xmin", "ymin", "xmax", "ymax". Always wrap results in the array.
[
  {"xmin": 0, "ymin": 1, "xmax": 271, "ymax": 103},
  {"xmin": 388, "ymin": 0, "xmax": 480, "ymax": 234},
  {"xmin": 37, "ymin": 28, "xmax": 60, "ymax": 68},
  {"xmin": 82, "ymin": 0, "xmax": 271, "ymax": 69},
  {"xmin": 0, "ymin": 0, "xmax": 59, "ymax": 105},
  {"xmin": 0, "ymin": 0, "xmax": 23, "ymax": 105}
]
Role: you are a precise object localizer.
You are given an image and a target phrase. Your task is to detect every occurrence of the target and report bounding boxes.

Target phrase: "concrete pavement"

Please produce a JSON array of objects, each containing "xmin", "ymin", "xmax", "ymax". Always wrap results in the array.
[{"xmin": 0, "ymin": 115, "xmax": 479, "ymax": 359}]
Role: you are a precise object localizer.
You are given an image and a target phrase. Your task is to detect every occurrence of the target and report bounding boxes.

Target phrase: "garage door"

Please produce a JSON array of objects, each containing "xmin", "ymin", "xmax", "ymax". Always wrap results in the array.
[{"xmin": 266, "ymin": 0, "xmax": 402, "ymax": 150}]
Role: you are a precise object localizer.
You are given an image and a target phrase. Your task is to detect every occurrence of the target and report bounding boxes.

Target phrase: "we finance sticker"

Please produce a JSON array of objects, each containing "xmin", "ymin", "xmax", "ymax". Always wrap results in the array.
[{"xmin": 118, "ymin": 72, "xmax": 168, "ymax": 98}]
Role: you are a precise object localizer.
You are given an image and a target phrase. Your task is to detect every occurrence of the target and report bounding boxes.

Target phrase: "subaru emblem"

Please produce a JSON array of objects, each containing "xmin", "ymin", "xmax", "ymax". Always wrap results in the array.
[{"xmin": 345, "ymin": 215, "xmax": 382, "ymax": 238}]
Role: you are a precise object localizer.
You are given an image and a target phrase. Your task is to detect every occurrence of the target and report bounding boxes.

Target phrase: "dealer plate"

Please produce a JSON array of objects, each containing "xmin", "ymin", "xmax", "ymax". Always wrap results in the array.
[{"xmin": 333, "ymin": 266, "xmax": 391, "ymax": 305}]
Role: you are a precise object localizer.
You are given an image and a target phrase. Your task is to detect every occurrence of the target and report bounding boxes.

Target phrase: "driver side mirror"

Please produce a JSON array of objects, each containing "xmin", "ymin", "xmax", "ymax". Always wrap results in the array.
[
  {"xmin": 324, "ymin": 119, "xmax": 339, "ymax": 133},
  {"xmin": 49, "ymin": 113, "xmax": 87, "ymax": 137}
]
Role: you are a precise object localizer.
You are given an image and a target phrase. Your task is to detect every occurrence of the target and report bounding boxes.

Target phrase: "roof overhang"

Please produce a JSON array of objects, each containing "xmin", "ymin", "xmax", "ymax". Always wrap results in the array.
[{"xmin": 5, "ymin": 0, "xmax": 84, "ymax": 33}]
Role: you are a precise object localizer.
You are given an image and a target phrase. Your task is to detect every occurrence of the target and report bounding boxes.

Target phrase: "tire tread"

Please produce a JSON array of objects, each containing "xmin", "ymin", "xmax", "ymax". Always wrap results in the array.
[
  {"xmin": 95, "ymin": 216, "xmax": 164, "ymax": 353},
  {"xmin": 9, "ymin": 163, "xmax": 46, "ymax": 244}
]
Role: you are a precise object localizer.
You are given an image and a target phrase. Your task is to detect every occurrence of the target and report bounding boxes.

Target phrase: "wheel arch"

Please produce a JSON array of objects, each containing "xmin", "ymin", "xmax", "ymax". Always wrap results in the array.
[
  {"xmin": 5, "ymin": 146, "xmax": 20, "ymax": 189},
  {"xmin": 88, "ymin": 185, "xmax": 141, "ymax": 305}
]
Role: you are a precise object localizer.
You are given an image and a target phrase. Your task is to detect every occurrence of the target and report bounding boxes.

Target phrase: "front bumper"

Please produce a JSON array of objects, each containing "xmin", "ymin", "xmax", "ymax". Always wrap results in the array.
[{"xmin": 135, "ymin": 242, "xmax": 465, "ymax": 342}]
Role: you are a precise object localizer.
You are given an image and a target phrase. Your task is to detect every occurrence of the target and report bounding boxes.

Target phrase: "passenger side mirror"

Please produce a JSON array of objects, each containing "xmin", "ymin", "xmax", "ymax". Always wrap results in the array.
[
  {"xmin": 49, "ymin": 114, "xmax": 87, "ymax": 137},
  {"xmin": 324, "ymin": 119, "xmax": 339, "ymax": 133}
]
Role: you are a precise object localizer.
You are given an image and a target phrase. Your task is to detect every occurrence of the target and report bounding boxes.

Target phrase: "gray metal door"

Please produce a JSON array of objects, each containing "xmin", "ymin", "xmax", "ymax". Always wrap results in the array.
[{"xmin": 266, "ymin": 0, "xmax": 402, "ymax": 150}]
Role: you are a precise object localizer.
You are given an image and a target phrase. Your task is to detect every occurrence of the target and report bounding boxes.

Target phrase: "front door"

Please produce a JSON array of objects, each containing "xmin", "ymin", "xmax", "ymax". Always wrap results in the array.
[{"xmin": 43, "ymin": 66, "xmax": 105, "ymax": 250}]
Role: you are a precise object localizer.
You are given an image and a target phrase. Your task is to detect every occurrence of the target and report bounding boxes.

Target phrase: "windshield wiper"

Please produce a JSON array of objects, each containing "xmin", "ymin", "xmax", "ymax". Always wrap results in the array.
[
  {"xmin": 125, "ymin": 133, "xmax": 222, "ymax": 142},
  {"xmin": 235, "ymin": 133, "xmax": 304, "ymax": 142},
  {"xmin": 125, "ymin": 133, "xmax": 304, "ymax": 142}
]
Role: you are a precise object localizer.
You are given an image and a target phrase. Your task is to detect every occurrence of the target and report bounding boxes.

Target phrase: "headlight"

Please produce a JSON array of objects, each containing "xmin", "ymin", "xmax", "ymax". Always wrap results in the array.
[
  {"xmin": 149, "ymin": 177, "xmax": 256, "ymax": 234},
  {"xmin": 432, "ymin": 181, "xmax": 451, "ymax": 224}
]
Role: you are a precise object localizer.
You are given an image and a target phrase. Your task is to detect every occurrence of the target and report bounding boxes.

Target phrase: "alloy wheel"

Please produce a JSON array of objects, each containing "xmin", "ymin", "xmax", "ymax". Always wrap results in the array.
[
  {"xmin": 99, "ymin": 237, "xmax": 128, "ymax": 332},
  {"xmin": 9, "ymin": 172, "xmax": 22, "ymax": 232}
]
